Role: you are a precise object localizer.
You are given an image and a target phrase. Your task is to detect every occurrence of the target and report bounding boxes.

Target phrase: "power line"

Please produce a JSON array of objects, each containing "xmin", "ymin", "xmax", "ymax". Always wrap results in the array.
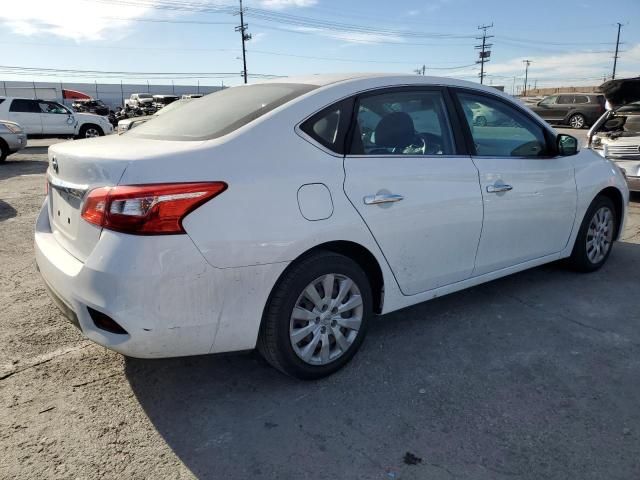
[{"xmin": 475, "ymin": 23, "xmax": 493, "ymax": 85}]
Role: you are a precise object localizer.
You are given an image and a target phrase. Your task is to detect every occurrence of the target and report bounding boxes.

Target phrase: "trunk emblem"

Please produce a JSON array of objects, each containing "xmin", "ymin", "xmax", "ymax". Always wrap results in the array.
[{"xmin": 52, "ymin": 157, "xmax": 59, "ymax": 174}]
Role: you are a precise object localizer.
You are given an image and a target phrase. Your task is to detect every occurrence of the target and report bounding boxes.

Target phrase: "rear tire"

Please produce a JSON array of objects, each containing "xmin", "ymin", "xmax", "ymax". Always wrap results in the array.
[
  {"xmin": 258, "ymin": 251, "xmax": 373, "ymax": 380},
  {"xmin": 567, "ymin": 196, "xmax": 617, "ymax": 272},
  {"xmin": 0, "ymin": 140, "xmax": 7, "ymax": 163},
  {"xmin": 568, "ymin": 113, "xmax": 586, "ymax": 129},
  {"xmin": 475, "ymin": 115, "xmax": 487, "ymax": 127},
  {"xmin": 76, "ymin": 124, "xmax": 104, "ymax": 139}
]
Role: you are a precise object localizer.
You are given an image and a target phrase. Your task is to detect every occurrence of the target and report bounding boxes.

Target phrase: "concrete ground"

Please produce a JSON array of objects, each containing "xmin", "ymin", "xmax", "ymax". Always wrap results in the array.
[{"xmin": 1, "ymin": 136, "xmax": 639, "ymax": 480}]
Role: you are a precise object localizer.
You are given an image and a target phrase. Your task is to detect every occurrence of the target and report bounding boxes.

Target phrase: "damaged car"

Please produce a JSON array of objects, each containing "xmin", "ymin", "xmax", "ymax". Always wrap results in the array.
[{"xmin": 588, "ymin": 77, "xmax": 640, "ymax": 192}]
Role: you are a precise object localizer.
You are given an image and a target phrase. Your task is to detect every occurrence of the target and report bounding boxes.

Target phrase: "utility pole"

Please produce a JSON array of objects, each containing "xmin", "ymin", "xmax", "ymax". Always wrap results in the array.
[
  {"xmin": 612, "ymin": 22, "xmax": 623, "ymax": 80},
  {"xmin": 413, "ymin": 65, "xmax": 426, "ymax": 75},
  {"xmin": 236, "ymin": 0, "xmax": 251, "ymax": 84},
  {"xmin": 512, "ymin": 76, "xmax": 516, "ymax": 96},
  {"xmin": 475, "ymin": 23, "xmax": 493, "ymax": 84},
  {"xmin": 522, "ymin": 60, "xmax": 531, "ymax": 97}
]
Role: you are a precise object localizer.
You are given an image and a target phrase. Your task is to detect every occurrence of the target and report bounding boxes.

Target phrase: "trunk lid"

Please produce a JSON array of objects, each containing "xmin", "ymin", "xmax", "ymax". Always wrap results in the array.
[{"xmin": 46, "ymin": 135, "xmax": 204, "ymax": 262}]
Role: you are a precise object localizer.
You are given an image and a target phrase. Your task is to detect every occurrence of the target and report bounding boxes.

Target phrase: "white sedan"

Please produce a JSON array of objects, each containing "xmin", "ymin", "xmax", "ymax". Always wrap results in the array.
[{"xmin": 35, "ymin": 74, "xmax": 629, "ymax": 379}]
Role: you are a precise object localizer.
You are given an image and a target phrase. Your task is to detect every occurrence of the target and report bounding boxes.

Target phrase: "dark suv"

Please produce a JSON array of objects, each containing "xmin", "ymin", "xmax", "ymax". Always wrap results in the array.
[{"xmin": 529, "ymin": 93, "xmax": 605, "ymax": 129}]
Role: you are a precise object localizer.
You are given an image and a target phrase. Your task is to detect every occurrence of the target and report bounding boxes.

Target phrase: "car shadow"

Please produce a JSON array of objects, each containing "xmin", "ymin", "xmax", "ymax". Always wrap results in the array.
[
  {"xmin": 0, "ymin": 159, "xmax": 48, "ymax": 180},
  {"xmin": 125, "ymin": 241, "xmax": 640, "ymax": 479},
  {"xmin": 0, "ymin": 199, "xmax": 17, "ymax": 221}
]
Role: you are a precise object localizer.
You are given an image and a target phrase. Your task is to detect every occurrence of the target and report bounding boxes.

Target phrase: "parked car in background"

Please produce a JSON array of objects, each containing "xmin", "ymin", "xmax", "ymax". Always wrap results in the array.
[
  {"xmin": 528, "ymin": 93, "xmax": 605, "ymax": 129},
  {"xmin": 468, "ymin": 100, "xmax": 512, "ymax": 126},
  {"xmin": 124, "ymin": 93, "xmax": 154, "ymax": 110},
  {"xmin": 36, "ymin": 74, "xmax": 628, "ymax": 379},
  {"xmin": 0, "ymin": 120, "xmax": 26, "ymax": 162},
  {"xmin": 588, "ymin": 78, "xmax": 640, "ymax": 192},
  {"xmin": 152, "ymin": 94, "xmax": 179, "ymax": 110},
  {"xmin": 0, "ymin": 97, "xmax": 113, "ymax": 139},
  {"xmin": 117, "ymin": 97, "xmax": 194, "ymax": 133},
  {"xmin": 71, "ymin": 99, "xmax": 117, "ymax": 127}
]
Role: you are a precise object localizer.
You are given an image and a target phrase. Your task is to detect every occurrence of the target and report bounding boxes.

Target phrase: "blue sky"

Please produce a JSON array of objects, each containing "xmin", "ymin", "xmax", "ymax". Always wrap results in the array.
[{"xmin": 0, "ymin": 0, "xmax": 638, "ymax": 92}]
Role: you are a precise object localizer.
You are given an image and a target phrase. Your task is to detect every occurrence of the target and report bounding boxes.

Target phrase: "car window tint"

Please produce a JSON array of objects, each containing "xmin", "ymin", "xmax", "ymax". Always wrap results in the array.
[
  {"xmin": 129, "ymin": 83, "xmax": 318, "ymax": 141},
  {"xmin": 349, "ymin": 90, "xmax": 454, "ymax": 156},
  {"xmin": 458, "ymin": 93, "xmax": 548, "ymax": 158},
  {"xmin": 539, "ymin": 96, "xmax": 557, "ymax": 105},
  {"xmin": 557, "ymin": 95, "xmax": 574, "ymax": 104},
  {"xmin": 10, "ymin": 99, "xmax": 40, "ymax": 113},
  {"xmin": 573, "ymin": 95, "xmax": 589, "ymax": 104}
]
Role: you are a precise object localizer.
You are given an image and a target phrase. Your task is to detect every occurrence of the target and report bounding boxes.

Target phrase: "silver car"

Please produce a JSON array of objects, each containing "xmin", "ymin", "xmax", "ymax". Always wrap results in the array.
[{"xmin": 0, "ymin": 120, "xmax": 27, "ymax": 163}]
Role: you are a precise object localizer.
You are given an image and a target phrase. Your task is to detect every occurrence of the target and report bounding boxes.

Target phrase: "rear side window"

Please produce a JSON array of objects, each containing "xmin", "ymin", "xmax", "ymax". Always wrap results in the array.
[
  {"xmin": 574, "ymin": 95, "xmax": 589, "ymax": 104},
  {"xmin": 349, "ymin": 89, "xmax": 454, "ymax": 156},
  {"xmin": 300, "ymin": 98, "xmax": 352, "ymax": 154},
  {"xmin": 10, "ymin": 99, "xmax": 40, "ymax": 113},
  {"xmin": 129, "ymin": 83, "xmax": 317, "ymax": 141}
]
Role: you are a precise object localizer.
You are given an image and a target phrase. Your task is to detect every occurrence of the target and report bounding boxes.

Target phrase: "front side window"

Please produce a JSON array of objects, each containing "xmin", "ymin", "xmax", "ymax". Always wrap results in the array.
[
  {"xmin": 539, "ymin": 96, "xmax": 557, "ymax": 105},
  {"xmin": 458, "ymin": 93, "xmax": 548, "ymax": 157},
  {"xmin": 39, "ymin": 101, "xmax": 69, "ymax": 114},
  {"xmin": 557, "ymin": 95, "xmax": 575, "ymax": 104},
  {"xmin": 349, "ymin": 89, "xmax": 454, "ymax": 155},
  {"xmin": 129, "ymin": 83, "xmax": 317, "ymax": 141}
]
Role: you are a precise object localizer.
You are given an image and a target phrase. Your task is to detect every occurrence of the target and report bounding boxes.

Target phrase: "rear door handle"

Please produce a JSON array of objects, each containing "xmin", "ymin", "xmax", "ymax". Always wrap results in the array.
[
  {"xmin": 363, "ymin": 193, "xmax": 404, "ymax": 205},
  {"xmin": 486, "ymin": 183, "xmax": 513, "ymax": 193}
]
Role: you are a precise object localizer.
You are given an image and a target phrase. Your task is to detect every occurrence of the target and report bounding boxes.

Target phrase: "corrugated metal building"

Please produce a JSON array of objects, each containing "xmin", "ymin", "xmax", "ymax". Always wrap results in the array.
[{"xmin": 0, "ymin": 80, "xmax": 224, "ymax": 108}]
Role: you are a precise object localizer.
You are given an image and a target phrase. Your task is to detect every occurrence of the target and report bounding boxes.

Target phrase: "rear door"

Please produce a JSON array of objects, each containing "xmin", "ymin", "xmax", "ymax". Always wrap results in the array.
[
  {"xmin": 555, "ymin": 95, "xmax": 576, "ymax": 122},
  {"xmin": 39, "ymin": 101, "xmax": 76, "ymax": 135},
  {"xmin": 454, "ymin": 90, "xmax": 577, "ymax": 275},
  {"xmin": 342, "ymin": 87, "xmax": 483, "ymax": 295},
  {"xmin": 8, "ymin": 99, "xmax": 43, "ymax": 134}
]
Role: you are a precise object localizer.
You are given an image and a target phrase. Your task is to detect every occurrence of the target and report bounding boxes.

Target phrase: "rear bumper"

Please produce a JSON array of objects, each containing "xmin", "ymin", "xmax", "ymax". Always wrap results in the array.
[{"xmin": 34, "ymin": 198, "xmax": 288, "ymax": 358}]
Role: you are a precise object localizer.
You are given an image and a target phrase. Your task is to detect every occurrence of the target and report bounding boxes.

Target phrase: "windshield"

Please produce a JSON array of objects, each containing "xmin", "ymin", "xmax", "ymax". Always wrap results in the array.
[
  {"xmin": 137, "ymin": 94, "xmax": 152, "ymax": 99},
  {"xmin": 129, "ymin": 83, "xmax": 317, "ymax": 141}
]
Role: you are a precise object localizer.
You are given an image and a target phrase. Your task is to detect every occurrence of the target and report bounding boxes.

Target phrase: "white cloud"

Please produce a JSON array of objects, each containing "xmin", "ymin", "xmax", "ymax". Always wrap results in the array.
[
  {"xmin": 0, "ymin": 0, "xmax": 154, "ymax": 41},
  {"xmin": 259, "ymin": 0, "xmax": 318, "ymax": 9},
  {"xmin": 292, "ymin": 26, "xmax": 403, "ymax": 45},
  {"xmin": 486, "ymin": 44, "xmax": 640, "ymax": 85}
]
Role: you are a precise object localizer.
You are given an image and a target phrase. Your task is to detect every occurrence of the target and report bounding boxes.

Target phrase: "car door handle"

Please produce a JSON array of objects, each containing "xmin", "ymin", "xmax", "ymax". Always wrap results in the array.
[
  {"xmin": 363, "ymin": 193, "xmax": 404, "ymax": 205},
  {"xmin": 486, "ymin": 183, "xmax": 513, "ymax": 193}
]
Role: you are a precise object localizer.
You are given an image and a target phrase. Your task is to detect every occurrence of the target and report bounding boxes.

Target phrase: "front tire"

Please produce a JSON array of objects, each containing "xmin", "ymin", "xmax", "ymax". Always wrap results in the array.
[
  {"xmin": 568, "ymin": 113, "xmax": 586, "ymax": 129},
  {"xmin": 258, "ymin": 251, "xmax": 373, "ymax": 380},
  {"xmin": 475, "ymin": 115, "xmax": 487, "ymax": 127},
  {"xmin": 567, "ymin": 196, "xmax": 617, "ymax": 272},
  {"xmin": 76, "ymin": 124, "xmax": 104, "ymax": 139}
]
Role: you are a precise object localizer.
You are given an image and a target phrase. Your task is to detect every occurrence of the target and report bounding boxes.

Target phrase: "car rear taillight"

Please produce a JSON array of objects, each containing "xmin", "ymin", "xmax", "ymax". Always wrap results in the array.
[{"xmin": 81, "ymin": 182, "xmax": 227, "ymax": 235}]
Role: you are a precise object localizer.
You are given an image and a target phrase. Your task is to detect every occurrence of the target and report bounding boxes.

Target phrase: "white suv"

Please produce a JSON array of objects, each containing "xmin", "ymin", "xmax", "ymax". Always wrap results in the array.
[{"xmin": 0, "ymin": 97, "xmax": 113, "ymax": 139}]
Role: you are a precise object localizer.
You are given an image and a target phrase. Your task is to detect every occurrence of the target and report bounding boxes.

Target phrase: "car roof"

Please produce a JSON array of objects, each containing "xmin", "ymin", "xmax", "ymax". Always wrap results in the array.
[{"xmin": 258, "ymin": 73, "xmax": 512, "ymax": 96}]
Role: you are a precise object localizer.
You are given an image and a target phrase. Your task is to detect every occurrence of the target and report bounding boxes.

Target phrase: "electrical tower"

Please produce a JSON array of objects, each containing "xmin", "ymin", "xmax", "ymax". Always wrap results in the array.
[
  {"xmin": 475, "ymin": 23, "xmax": 493, "ymax": 84},
  {"xmin": 522, "ymin": 60, "xmax": 531, "ymax": 96},
  {"xmin": 235, "ymin": 0, "xmax": 252, "ymax": 84},
  {"xmin": 414, "ymin": 65, "xmax": 426, "ymax": 75},
  {"xmin": 612, "ymin": 22, "xmax": 623, "ymax": 80}
]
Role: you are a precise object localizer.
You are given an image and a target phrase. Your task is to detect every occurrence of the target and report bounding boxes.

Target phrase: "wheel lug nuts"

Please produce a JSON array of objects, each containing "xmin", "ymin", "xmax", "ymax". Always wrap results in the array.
[
  {"xmin": 321, "ymin": 326, "xmax": 326, "ymax": 333},
  {"xmin": 331, "ymin": 307, "xmax": 338, "ymax": 314},
  {"xmin": 331, "ymin": 320, "xmax": 337, "ymax": 327},
  {"xmin": 315, "ymin": 317, "xmax": 320, "ymax": 324}
]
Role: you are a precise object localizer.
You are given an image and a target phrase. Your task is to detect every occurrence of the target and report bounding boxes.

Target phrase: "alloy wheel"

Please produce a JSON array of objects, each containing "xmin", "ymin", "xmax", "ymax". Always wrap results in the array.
[
  {"xmin": 586, "ymin": 206, "xmax": 613, "ymax": 264},
  {"xmin": 289, "ymin": 273, "xmax": 363, "ymax": 366},
  {"xmin": 570, "ymin": 115, "xmax": 585, "ymax": 129},
  {"xmin": 85, "ymin": 128, "xmax": 101, "ymax": 138}
]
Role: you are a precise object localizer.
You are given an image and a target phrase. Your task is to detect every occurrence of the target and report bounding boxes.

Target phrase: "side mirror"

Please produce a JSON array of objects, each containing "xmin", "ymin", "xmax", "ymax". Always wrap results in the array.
[{"xmin": 557, "ymin": 134, "xmax": 578, "ymax": 156}]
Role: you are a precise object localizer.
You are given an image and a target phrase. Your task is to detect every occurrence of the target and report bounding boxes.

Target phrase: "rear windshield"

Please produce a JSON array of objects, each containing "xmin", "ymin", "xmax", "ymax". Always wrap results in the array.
[{"xmin": 129, "ymin": 83, "xmax": 317, "ymax": 141}]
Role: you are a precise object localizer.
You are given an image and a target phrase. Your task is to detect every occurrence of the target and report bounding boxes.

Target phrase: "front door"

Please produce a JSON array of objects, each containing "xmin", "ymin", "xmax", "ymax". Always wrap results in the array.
[
  {"xmin": 8, "ymin": 99, "xmax": 42, "ymax": 134},
  {"xmin": 38, "ymin": 101, "xmax": 76, "ymax": 135},
  {"xmin": 455, "ymin": 91, "xmax": 577, "ymax": 276},
  {"xmin": 343, "ymin": 87, "xmax": 483, "ymax": 295}
]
